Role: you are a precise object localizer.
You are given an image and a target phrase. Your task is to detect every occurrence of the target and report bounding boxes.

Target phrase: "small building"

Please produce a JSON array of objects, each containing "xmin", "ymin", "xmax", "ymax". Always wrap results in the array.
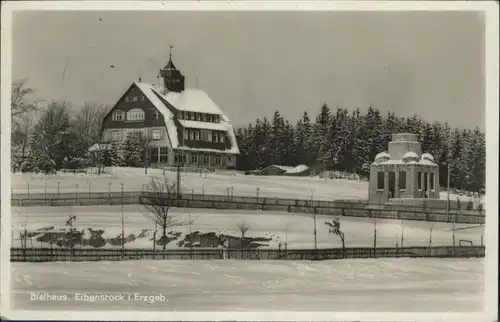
[
  {"xmin": 249, "ymin": 164, "xmax": 311, "ymax": 176},
  {"xmin": 368, "ymin": 133, "xmax": 440, "ymax": 204},
  {"xmin": 98, "ymin": 49, "xmax": 239, "ymax": 169}
]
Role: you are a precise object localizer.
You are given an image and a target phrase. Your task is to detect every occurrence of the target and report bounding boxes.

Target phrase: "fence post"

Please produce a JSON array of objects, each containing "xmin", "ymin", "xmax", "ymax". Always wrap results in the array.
[
  {"xmin": 57, "ymin": 180, "xmax": 60, "ymax": 196},
  {"xmin": 76, "ymin": 184, "xmax": 79, "ymax": 204},
  {"xmin": 88, "ymin": 182, "xmax": 91, "ymax": 199},
  {"xmin": 108, "ymin": 182, "xmax": 112, "ymax": 205},
  {"xmin": 27, "ymin": 184, "xmax": 30, "ymax": 199}
]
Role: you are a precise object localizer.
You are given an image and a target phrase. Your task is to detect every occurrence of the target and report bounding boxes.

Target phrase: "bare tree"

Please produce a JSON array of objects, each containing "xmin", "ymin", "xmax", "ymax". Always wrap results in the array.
[
  {"xmin": 141, "ymin": 175, "xmax": 192, "ymax": 259},
  {"xmin": 324, "ymin": 217, "xmax": 346, "ymax": 258},
  {"xmin": 11, "ymin": 79, "xmax": 40, "ymax": 120},
  {"xmin": 236, "ymin": 221, "xmax": 250, "ymax": 258},
  {"xmin": 72, "ymin": 102, "xmax": 111, "ymax": 146},
  {"xmin": 11, "ymin": 112, "xmax": 36, "ymax": 171}
]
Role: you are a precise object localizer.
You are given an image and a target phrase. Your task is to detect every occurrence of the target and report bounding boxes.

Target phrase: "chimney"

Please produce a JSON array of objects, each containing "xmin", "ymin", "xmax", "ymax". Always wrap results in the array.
[{"xmin": 139, "ymin": 77, "xmax": 142, "ymax": 83}]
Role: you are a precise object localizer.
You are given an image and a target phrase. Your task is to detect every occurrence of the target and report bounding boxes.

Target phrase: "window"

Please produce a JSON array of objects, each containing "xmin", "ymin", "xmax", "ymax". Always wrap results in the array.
[
  {"xmin": 112, "ymin": 110, "xmax": 125, "ymax": 121},
  {"xmin": 152, "ymin": 111, "xmax": 159, "ymax": 121},
  {"xmin": 377, "ymin": 172, "xmax": 384, "ymax": 190},
  {"xmin": 220, "ymin": 134, "xmax": 225, "ymax": 144},
  {"xmin": 159, "ymin": 148, "xmax": 169, "ymax": 163},
  {"xmin": 215, "ymin": 115, "xmax": 220, "ymax": 123},
  {"xmin": 175, "ymin": 154, "xmax": 187, "ymax": 164},
  {"xmin": 111, "ymin": 131, "xmax": 119, "ymax": 141},
  {"xmin": 191, "ymin": 154, "xmax": 198, "ymax": 164},
  {"xmin": 150, "ymin": 148, "xmax": 159, "ymax": 163},
  {"xmin": 423, "ymin": 172, "xmax": 428, "ymax": 192},
  {"xmin": 127, "ymin": 108, "xmax": 145, "ymax": 121},
  {"xmin": 430, "ymin": 172, "xmax": 435, "ymax": 191},
  {"xmin": 417, "ymin": 172, "xmax": 422, "ymax": 190},
  {"xmin": 189, "ymin": 130, "xmax": 194, "ymax": 140},
  {"xmin": 194, "ymin": 131, "xmax": 200, "ymax": 140},
  {"xmin": 399, "ymin": 171, "xmax": 406, "ymax": 190},
  {"xmin": 215, "ymin": 155, "xmax": 221, "ymax": 165},
  {"xmin": 202, "ymin": 114, "xmax": 207, "ymax": 122},
  {"xmin": 140, "ymin": 96, "xmax": 145, "ymax": 101},
  {"xmin": 203, "ymin": 155, "xmax": 209, "ymax": 165},
  {"xmin": 202, "ymin": 130, "xmax": 212, "ymax": 142},
  {"xmin": 189, "ymin": 112, "xmax": 194, "ymax": 120},
  {"xmin": 213, "ymin": 132, "xmax": 218, "ymax": 143},
  {"xmin": 195, "ymin": 113, "xmax": 201, "ymax": 121},
  {"xmin": 127, "ymin": 131, "xmax": 143, "ymax": 139},
  {"xmin": 152, "ymin": 130, "xmax": 161, "ymax": 140}
]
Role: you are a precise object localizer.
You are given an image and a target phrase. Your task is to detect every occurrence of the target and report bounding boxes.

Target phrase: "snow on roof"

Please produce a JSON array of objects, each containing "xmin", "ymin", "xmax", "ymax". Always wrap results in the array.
[
  {"xmin": 374, "ymin": 159, "xmax": 438, "ymax": 166},
  {"xmin": 262, "ymin": 165, "xmax": 310, "ymax": 173},
  {"xmin": 135, "ymin": 82, "xmax": 178, "ymax": 148},
  {"xmin": 176, "ymin": 146, "xmax": 239, "ymax": 155},
  {"xmin": 179, "ymin": 120, "xmax": 227, "ymax": 131},
  {"xmin": 286, "ymin": 164, "xmax": 310, "ymax": 173},
  {"xmin": 166, "ymin": 89, "xmax": 226, "ymax": 116},
  {"xmin": 132, "ymin": 82, "xmax": 239, "ymax": 154},
  {"xmin": 375, "ymin": 152, "xmax": 390, "ymax": 160},
  {"xmin": 261, "ymin": 165, "xmax": 294, "ymax": 172},
  {"xmin": 421, "ymin": 153, "xmax": 435, "ymax": 163},
  {"xmin": 402, "ymin": 151, "xmax": 419, "ymax": 160}
]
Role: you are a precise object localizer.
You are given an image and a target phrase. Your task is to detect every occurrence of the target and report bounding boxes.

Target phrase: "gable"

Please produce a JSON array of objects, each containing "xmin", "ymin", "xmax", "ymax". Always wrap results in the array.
[{"xmin": 100, "ymin": 83, "xmax": 166, "ymax": 134}]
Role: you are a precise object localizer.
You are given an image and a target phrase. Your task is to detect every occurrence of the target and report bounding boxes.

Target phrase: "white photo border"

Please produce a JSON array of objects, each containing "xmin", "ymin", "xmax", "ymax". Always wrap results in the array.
[{"xmin": 1, "ymin": 1, "xmax": 498, "ymax": 321}]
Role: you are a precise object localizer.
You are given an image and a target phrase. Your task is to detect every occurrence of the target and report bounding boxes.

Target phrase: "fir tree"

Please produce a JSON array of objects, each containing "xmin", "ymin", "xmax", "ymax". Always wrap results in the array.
[{"xmin": 313, "ymin": 103, "xmax": 332, "ymax": 168}]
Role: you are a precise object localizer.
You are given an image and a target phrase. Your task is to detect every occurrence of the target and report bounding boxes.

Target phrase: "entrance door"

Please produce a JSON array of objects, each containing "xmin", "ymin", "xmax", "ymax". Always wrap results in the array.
[
  {"xmin": 388, "ymin": 171, "xmax": 395, "ymax": 199},
  {"xmin": 423, "ymin": 172, "xmax": 428, "ymax": 198}
]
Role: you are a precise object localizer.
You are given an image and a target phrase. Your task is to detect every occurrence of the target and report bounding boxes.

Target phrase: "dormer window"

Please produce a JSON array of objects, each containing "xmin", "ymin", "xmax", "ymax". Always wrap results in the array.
[
  {"xmin": 151, "ymin": 129, "xmax": 161, "ymax": 140},
  {"xmin": 127, "ymin": 108, "xmax": 145, "ymax": 121},
  {"xmin": 112, "ymin": 110, "xmax": 125, "ymax": 121}
]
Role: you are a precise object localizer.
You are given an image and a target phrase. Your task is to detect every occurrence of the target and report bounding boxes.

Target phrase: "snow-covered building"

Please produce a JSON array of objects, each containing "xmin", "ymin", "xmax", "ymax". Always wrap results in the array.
[
  {"xmin": 98, "ymin": 51, "xmax": 239, "ymax": 169},
  {"xmin": 368, "ymin": 133, "xmax": 440, "ymax": 204}
]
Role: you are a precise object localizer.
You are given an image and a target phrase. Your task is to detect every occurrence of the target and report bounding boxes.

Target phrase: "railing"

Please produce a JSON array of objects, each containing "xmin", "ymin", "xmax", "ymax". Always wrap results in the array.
[
  {"xmin": 10, "ymin": 191, "xmax": 485, "ymax": 224},
  {"xmin": 10, "ymin": 245, "xmax": 485, "ymax": 262}
]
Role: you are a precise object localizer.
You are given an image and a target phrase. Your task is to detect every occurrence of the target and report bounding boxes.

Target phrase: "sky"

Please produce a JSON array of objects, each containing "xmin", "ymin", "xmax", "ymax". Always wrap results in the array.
[{"xmin": 12, "ymin": 10, "xmax": 485, "ymax": 129}]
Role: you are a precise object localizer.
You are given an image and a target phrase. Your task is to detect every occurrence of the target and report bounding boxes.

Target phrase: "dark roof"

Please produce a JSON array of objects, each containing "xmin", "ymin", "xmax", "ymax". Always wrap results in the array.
[{"xmin": 163, "ymin": 57, "xmax": 177, "ymax": 70}]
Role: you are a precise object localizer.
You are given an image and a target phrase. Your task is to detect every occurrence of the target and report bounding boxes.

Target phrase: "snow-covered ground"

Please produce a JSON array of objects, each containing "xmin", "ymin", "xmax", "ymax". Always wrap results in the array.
[
  {"xmin": 11, "ymin": 167, "xmax": 480, "ymax": 203},
  {"xmin": 10, "ymin": 205, "xmax": 483, "ymax": 249},
  {"xmin": 11, "ymin": 258, "xmax": 484, "ymax": 311}
]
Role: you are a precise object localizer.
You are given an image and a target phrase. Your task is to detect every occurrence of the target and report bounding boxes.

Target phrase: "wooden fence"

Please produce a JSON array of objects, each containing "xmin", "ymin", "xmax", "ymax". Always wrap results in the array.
[
  {"xmin": 10, "ymin": 191, "xmax": 485, "ymax": 224},
  {"xmin": 10, "ymin": 246, "xmax": 485, "ymax": 262}
]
